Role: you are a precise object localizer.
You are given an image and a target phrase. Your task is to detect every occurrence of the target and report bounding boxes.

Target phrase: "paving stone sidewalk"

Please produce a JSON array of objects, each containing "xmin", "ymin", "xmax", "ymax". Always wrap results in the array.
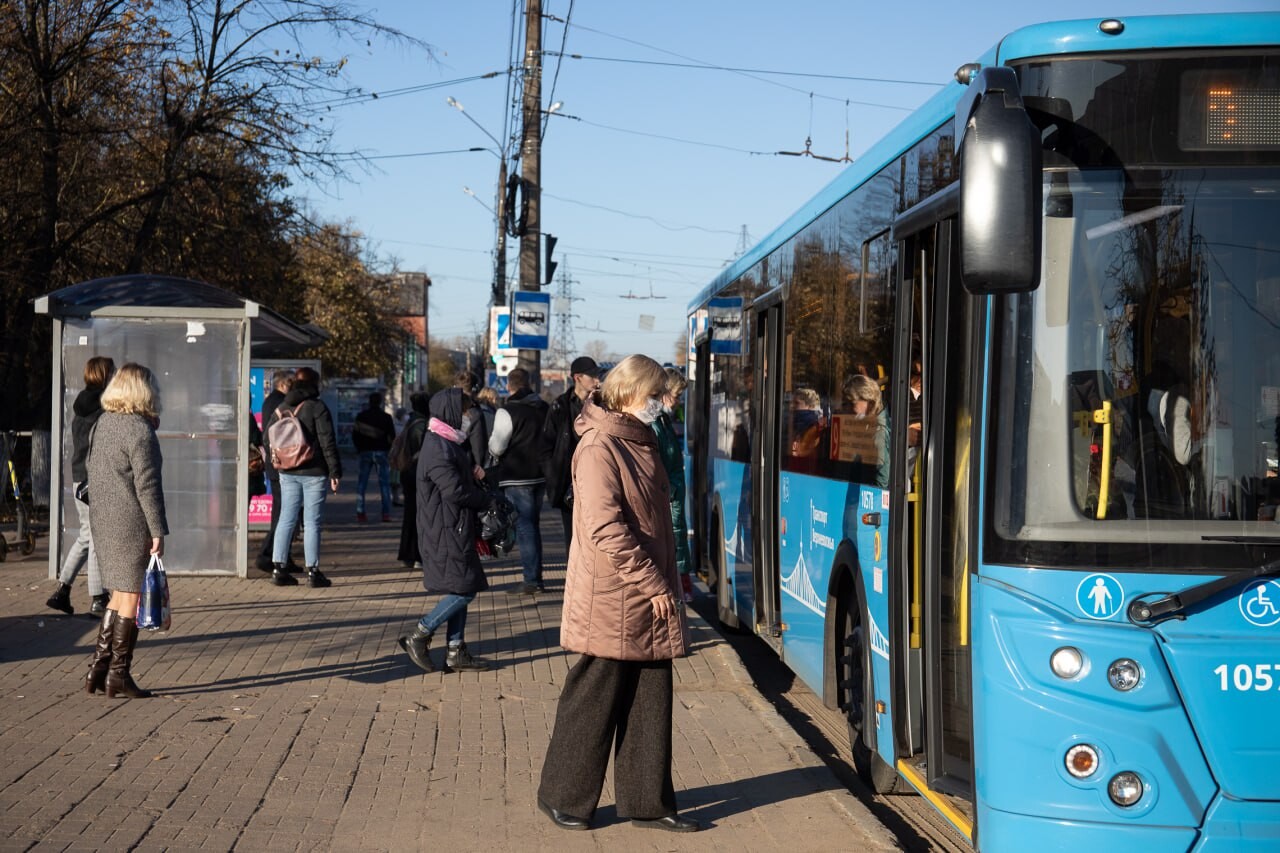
[{"xmin": 0, "ymin": 473, "xmax": 898, "ymax": 852}]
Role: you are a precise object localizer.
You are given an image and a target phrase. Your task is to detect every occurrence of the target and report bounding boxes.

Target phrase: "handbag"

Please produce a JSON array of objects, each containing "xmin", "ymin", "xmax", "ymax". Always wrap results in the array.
[{"xmin": 136, "ymin": 554, "xmax": 172, "ymax": 632}]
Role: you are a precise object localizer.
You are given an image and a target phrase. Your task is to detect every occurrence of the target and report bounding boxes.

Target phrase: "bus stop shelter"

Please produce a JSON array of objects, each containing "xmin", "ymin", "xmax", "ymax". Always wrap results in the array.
[{"xmin": 35, "ymin": 275, "xmax": 326, "ymax": 578}]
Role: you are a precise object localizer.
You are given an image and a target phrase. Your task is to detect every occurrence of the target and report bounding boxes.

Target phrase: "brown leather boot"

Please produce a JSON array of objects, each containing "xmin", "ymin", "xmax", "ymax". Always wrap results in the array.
[
  {"xmin": 84, "ymin": 609, "xmax": 116, "ymax": 695},
  {"xmin": 105, "ymin": 615, "xmax": 152, "ymax": 699}
]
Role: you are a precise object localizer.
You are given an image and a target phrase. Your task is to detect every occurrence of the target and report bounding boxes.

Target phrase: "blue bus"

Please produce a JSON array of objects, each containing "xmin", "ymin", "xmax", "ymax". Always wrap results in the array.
[{"xmin": 685, "ymin": 13, "xmax": 1280, "ymax": 850}]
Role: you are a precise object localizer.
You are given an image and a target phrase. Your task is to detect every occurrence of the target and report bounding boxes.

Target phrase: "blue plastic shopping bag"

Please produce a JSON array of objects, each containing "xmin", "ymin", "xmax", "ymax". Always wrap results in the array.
[{"xmin": 136, "ymin": 555, "xmax": 171, "ymax": 632}]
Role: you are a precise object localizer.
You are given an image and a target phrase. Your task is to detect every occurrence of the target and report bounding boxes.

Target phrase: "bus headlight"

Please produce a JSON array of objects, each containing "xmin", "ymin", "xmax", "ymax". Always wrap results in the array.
[
  {"xmin": 1050, "ymin": 646, "xmax": 1084, "ymax": 679},
  {"xmin": 1108, "ymin": 772, "xmax": 1144, "ymax": 807},
  {"xmin": 1108, "ymin": 658, "xmax": 1142, "ymax": 691},
  {"xmin": 1064, "ymin": 744, "xmax": 1099, "ymax": 778}
]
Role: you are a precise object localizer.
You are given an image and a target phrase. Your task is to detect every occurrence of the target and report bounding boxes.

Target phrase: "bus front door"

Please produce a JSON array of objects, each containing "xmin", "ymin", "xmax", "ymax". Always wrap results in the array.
[
  {"xmin": 751, "ymin": 293, "xmax": 784, "ymax": 648},
  {"xmin": 896, "ymin": 218, "xmax": 976, "ymax": 829}
]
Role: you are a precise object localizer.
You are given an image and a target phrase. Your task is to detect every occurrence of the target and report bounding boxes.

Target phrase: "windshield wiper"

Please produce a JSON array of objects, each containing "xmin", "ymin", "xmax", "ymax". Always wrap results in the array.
[{"xmin": 1128, "ymin": 557, "xmax": 1280, "ymax": 626}]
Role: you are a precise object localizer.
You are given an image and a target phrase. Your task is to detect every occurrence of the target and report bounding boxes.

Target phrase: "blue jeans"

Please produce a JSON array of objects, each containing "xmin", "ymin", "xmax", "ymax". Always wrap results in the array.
[
  {"xmin": 59, "ymin": 487, "xmax": 103, "ymax": 594},
  {"xmin": 356, "ymin": 451, "xmax": 391, "ymax": 516},
  {"xmin": 419, "ymin": 593, "xmax": 476, "ymax": 646},
  {"xmin": 275, "ymin": 473, "xmax": 327, "ymax": 567},
  {"xmin": 504, "ymin": 483, "xmax": 544, "ymax": 585}
]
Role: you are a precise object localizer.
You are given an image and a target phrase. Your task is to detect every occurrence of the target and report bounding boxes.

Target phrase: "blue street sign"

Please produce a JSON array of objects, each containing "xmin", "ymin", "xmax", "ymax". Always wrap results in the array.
[{"xmin": 511, "ymin": 291, "xmax": 551, "ymax": 350}]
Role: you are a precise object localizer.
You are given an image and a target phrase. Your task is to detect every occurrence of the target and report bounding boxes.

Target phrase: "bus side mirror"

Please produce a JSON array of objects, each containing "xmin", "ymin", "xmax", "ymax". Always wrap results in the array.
[{"xmin": 955, "ymin": 65, "xmax": 1043, "ymax": 295}]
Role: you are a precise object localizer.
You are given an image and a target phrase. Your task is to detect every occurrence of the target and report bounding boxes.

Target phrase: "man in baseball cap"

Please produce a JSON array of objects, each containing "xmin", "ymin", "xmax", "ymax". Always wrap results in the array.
[
  {"xmin": 569, "ymin": 356, "xmax": 603, "ymax": 379},
  {"xmin": 541, "ymin": 355, "xmax": 605, "ymax": 551}
]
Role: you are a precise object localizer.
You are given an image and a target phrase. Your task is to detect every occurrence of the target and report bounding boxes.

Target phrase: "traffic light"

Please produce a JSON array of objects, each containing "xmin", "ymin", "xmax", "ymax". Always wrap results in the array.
[{"xmin": 543, "ymin": 233, "xmax": 558, "ymax": 285}]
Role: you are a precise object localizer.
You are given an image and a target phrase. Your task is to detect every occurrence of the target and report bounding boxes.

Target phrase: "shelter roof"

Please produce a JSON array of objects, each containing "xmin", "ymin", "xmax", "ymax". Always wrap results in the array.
[{"xmin": 34, "ymin": 275, "xmax": 326, "ymax": 356}]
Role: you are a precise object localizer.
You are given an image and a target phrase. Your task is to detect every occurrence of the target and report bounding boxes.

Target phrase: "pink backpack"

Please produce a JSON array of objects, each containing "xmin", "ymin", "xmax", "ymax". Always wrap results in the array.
[{"xmin": 268, "ymin": 403, "xmax": 316, "ymax": 470}]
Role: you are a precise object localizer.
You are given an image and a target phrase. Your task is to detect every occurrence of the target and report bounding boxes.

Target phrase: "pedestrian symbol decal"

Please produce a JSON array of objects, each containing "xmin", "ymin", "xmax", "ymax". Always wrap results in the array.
[
  {"xmin": 1240, "ymin": 580, "xmax": 1280, "ymax": 627},
  {"xmin": 1076, "ymin": 573, "xmax": 1124, "ymax": 620}
]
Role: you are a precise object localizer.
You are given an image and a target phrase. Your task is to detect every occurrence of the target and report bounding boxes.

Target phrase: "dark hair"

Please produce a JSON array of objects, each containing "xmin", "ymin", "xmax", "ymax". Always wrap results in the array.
[
  {"xmin": 84, "ymin": 356, "xmax": 115, "ymax": 388},
  {"xmin": 507, "ymin": 367, "xmax": 529, "ymax": 391},
  {"xmin": 454, "ymin": 370, "xmax": 479, "ymax": 392},
  {"xmin": 368, "ymin": 391, "xmax": 383, "ymax": 408},
  {"xmin": 410, "ymin": 391, "xmax": 431, "ymax": 416},
  {"xmin": 295, "ymin": 366, "xmax": 320, "ymax": 384}
]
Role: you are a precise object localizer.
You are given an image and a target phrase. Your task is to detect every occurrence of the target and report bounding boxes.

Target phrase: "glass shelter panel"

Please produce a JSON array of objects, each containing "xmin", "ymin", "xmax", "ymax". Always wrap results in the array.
[{"xmin": 60, "ymin": 317, "xmax": 243, "ymax": 574}]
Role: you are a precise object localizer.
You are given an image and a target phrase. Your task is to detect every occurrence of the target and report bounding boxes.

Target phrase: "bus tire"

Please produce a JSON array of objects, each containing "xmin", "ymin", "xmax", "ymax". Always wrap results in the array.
[{"xmin": 840, "ymin": 586, "xmax": 901, "ymax": 794}]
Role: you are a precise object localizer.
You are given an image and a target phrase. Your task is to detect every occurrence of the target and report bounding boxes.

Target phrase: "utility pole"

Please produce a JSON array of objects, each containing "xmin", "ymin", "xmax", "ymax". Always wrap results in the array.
[
  {"xmin": 517, "ymin": 0, "xmax": 542, "ymax": 385},
  {"xmin": 493, "ymin": 158, "xmax": 508, "ymax": 305}
]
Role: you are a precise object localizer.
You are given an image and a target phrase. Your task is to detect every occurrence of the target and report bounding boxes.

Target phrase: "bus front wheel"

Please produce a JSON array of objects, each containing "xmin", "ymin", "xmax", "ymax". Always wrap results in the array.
[{"xmin": 840, "ymin": 588, "xmax": 900, "ymax": 794}]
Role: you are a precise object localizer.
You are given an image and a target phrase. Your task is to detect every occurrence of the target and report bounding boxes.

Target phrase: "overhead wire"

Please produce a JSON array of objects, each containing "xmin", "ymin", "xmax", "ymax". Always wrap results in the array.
[
  {"xmin": 543, "ymin": 0, "xmax": 576, "ymax": 137},
  {"xmin": 311, "ymin": 72, "xmax": 505, "ymax": 109},
  {"xmin": 541, "ymin": 15, "xmax": 910, "ymax": 106},
  {"xmin": 543, "ymin": 191, "xmax": 741, "ymax": 235},
  {"xmin": 541, "ymin": 52, "xmax": 940, "ymax": 88},
  {"xmin": 550, "ymin": 111, "xmax": 773, "ymax": 155}
]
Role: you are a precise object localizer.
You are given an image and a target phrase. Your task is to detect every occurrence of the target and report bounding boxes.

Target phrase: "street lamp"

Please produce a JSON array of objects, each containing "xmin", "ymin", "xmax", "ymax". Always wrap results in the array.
[
  {"xmin": 447, "ymin": 96, "xmax": 510, "ymax": 305},
  {"xmin": 463, "ymin": 186, "xmax": 496, "ymax": 217}
]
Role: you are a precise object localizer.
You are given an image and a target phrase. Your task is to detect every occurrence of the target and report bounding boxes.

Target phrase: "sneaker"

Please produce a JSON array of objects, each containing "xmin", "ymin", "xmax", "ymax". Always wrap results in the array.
[
  {"xmin": 356, "ymin": 512, "xmax": 368, "ymax": 523},
  {"xmin": 507, "ymin": 582, "xmax": 539, "ymax": 596},
  {"xmin": 381, "ymin": 513, "xmax": 392, "ymax": 523}
]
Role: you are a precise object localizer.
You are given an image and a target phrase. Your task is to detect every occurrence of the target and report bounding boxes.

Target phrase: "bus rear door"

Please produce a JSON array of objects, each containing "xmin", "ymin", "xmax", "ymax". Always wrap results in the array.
[{"xmin": 751, "ymin": 290, "xmax": 784, "ymax": 648}]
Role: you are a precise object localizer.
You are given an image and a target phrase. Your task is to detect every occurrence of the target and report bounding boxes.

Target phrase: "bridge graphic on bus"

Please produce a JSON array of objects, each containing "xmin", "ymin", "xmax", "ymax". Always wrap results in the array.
[{"xmin": 781, "ymin": 554, "xmax": 825, "ymax": 617}]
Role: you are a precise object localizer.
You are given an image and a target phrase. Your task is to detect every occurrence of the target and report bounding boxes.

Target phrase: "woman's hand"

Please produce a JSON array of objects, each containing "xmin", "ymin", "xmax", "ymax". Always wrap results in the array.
[
  {"xmin": 150, "ymin": 537, "xmax": 164, "ymax": 557},
  {"xmin": 330, "ymin": 477, "xmax": 340, "ymax": 493},
  {"xmin": 649, "ymin": 593, "xmax": 677, "ymax": 621},
  {"xmin": 473, "ymin": 465, "xmax": 486, "ymax": 481}
]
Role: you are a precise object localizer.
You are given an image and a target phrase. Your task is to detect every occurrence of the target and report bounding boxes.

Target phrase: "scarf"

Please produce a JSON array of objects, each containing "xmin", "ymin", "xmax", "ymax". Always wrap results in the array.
[{"xmin": 428, "ymin": 417, "xmax": 467, "ymax": 445}]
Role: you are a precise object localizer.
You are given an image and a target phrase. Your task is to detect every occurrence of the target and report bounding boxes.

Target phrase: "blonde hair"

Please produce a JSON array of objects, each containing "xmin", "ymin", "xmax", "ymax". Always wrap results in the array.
[
  {"xmin": 476, "ymin": 387, "xmax": 498, "ymax": 406},
  {"xmin": 83, "ymin": 356, "xmax": 115, "ymax": 388},
  {"xmin": 843, "ymin": 374, "xmax": 883, "ymax": 415},
  {"xmin": 663, "ymin": 366, "xmax": 687, "ymax": 398},
  {"xmin": 600, "ymin": 354, "xmax": 667, "ymax": 411},
  {"xmin": 793, "ymin": 388, "xmax": 821, "ymax": 410},
  {"xmin": 100, "ymin": 363, "xmax": 160, "ymax": 417}
]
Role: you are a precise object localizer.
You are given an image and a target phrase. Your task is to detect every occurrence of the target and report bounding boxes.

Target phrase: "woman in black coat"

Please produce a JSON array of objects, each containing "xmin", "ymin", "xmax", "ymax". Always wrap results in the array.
[
  {"xmin": 398, "ymin": 388, "xmax": 493, "ymax": 673},
  {"xmin": 396, "ymin": 392, "xmax": 431, "ymax": 568}
]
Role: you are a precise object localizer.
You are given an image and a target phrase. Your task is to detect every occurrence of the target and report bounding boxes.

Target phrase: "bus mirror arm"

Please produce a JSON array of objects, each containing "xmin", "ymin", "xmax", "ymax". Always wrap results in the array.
[{"xmin": 1127, "ymin": 558, "xmax": 1280, "ymax": 626}]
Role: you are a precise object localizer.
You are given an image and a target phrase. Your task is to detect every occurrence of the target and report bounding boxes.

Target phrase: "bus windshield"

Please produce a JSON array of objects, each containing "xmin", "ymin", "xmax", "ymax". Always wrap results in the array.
[{"xmin": 989, "ymin": 166, "xmax": 1280, "ymax": 571}]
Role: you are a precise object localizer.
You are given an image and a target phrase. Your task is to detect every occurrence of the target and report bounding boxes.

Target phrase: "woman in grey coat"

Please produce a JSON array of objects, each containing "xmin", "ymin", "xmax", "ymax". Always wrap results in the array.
[{"xmin": 85, "ymin": 363, "xmax": 169, "ymax": 699}]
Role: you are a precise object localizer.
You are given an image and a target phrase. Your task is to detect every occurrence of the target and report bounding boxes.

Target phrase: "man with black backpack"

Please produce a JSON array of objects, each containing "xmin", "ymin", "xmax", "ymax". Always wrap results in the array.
[
  {"xmin": 488, "ymin": 368, "xmax": 549, "ymax": 595},
  {"xmin": 268, "ymin": 366, "xmax": 341, "ymax": 588}
]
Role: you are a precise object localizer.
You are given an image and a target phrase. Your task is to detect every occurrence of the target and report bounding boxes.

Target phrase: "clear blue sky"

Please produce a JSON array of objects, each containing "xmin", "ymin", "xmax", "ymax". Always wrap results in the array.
[{"xmin": 303, "ymin": 1, "xmax": 1274, "ymax": 364}]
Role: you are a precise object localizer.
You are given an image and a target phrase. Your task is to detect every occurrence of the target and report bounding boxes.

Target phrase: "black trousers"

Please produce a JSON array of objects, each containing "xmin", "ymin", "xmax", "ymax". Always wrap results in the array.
[
  {"xmin": 397, "ymin": 472, "xmax": 420, "ymax": 565},
  {"xmin": 538, "ymin": 655, "xmax": 676, "ymax": 820},
  {"xmin": 258, "ymin": 476, "xmax": 286, "ymax": 561}
]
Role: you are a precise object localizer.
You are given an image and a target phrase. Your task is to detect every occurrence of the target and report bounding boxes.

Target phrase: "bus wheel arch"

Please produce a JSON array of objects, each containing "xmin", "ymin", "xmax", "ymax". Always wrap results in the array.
[{"xmin": 832, "ymin": 550, "xmax": 901, "ymax": 794}]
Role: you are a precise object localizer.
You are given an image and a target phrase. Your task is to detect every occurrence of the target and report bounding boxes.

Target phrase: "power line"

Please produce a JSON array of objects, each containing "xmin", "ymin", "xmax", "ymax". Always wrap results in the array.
[
  {"xmin": 550, "ymin": 112, "xmax": 773, "ymax": 155},
  {"xmin": 544, "ymin": 52, "xmax": 939, "ymax": 89},
  {"xmin": 543, "ymin": 191, "xmax": 741, "ymax": 235},
  {"xmin": 543, "ymin": 0, "xmax": 576, "ymax": 137},
  {"xmin": 331, "ymin": 147, "xmax": 490, "ymax": 162},
  {"xmin": 541, "ymin": 15, "xmax": 908, "ymax": 106},
  {"xmin": 312, "ymin": 72, "xmax": 506, "ymax": 109}
]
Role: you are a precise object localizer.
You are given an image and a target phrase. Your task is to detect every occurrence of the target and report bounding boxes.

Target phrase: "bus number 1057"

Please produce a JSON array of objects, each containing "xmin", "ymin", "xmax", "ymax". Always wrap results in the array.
[{"xmin": 1214, "ymin": 663, "xmax": 1277, "ymax": 691}]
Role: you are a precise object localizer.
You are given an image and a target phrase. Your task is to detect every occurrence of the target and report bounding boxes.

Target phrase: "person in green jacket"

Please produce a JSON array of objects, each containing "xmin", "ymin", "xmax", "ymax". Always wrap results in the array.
[{"xmin": 651, "ymin": 367, "xmax": 693, "ymax": 601}]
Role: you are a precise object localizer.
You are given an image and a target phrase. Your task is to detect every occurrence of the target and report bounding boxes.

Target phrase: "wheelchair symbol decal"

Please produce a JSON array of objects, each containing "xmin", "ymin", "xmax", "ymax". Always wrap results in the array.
[
  {"xmin": 1076, "ymin": 573, "xmax": 1124, "ymax": 620},
  {"xmin": 1240, "ymin": 580, "xmax": 1280, "ymax": 627}
]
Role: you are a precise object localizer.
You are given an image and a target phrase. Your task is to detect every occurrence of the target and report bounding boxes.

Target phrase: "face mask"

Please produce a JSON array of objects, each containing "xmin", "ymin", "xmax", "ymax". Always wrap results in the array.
[{"xmin": 635, "ymin": 397, "xmax": 663, "ymax": 424}]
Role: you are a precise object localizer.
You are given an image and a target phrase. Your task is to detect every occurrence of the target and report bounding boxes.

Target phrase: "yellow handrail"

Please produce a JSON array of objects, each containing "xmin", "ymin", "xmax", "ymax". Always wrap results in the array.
[{"xmin": 1094, "ymin": 401, "xmax": 1113, "ymax": 520}]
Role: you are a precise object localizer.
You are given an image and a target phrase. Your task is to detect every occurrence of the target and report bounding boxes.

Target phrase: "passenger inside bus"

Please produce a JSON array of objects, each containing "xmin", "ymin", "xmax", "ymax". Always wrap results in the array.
[
  {"xmin": 828, "ymin": 375, "xmax": 888, "ymax": 487},
  {"xmin": 787, "ymin": 388, "xmax": 826, "ymax": 474}
]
